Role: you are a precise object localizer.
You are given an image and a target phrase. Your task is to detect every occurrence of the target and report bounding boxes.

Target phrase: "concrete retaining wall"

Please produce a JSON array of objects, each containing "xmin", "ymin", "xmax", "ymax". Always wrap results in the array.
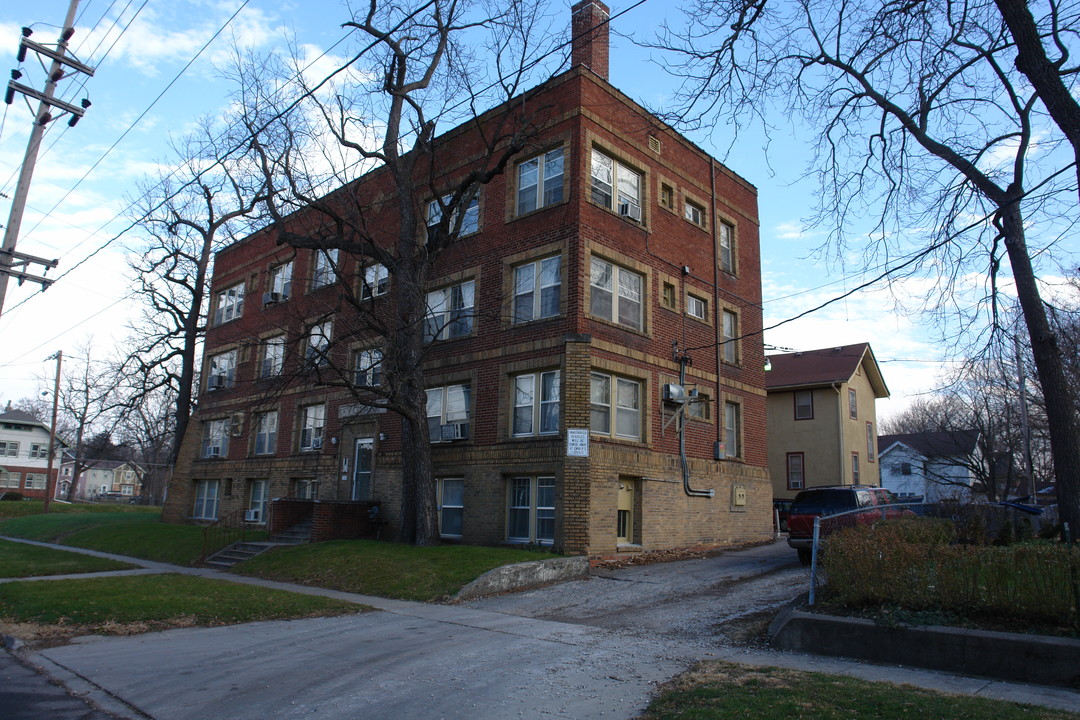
[
  {"xmin": 769, "ymin": 605, "xmax": 1080, "ymax": 688},
  {"xmin": 452, "ymin": 556, "xmax": 590, "ymax": 601}
]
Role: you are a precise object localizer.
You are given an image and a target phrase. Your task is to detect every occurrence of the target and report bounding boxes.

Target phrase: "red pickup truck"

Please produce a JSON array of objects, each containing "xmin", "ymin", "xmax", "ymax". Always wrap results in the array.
[{"xmin": 787, "ymin": 485, "xmax": 907, "ymax": 564}]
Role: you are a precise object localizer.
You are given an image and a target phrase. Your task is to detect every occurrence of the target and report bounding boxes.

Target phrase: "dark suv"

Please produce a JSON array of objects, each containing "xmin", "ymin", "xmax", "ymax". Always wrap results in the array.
[{"xmin": 787, "ymin": 485, "xmax": 905, "ymax": 564}]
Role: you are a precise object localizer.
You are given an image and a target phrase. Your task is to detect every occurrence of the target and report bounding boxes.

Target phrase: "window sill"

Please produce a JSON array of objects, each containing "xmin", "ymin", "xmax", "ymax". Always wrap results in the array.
[{"xmin": 585, "ymin": 313, "xmax": 648, "ymax": 338}]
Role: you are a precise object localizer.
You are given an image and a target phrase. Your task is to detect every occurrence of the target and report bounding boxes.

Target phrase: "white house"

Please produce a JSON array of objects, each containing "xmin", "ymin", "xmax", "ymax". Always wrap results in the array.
[
  {"xmin": 0, "ymin": 409, "xmax": 63, "ymax": 499},
  {"xmin": 61, "ymin": 458, "xmax": 143, "ymax": 500},
  {"xmin": 877, "ymin": 430, "xmax": 981, "ymax": 502}
]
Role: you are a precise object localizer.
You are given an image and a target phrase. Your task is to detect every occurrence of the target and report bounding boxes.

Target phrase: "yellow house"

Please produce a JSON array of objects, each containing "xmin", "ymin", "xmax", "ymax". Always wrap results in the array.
[{"xmin": 765, "ymin": 343, "xmax": 890, "ymax": 500}]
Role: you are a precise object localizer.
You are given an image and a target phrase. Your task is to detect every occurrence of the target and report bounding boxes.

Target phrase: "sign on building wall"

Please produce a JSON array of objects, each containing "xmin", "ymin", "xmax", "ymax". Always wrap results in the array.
[{"xmin": 566, "ymin": 429, "xmax": 589, "ymax": 457}]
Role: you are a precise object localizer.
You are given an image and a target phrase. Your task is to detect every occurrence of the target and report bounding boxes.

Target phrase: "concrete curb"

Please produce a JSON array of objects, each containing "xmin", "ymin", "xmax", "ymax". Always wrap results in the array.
[
  {"xmin": 452, "ymin": 556, "xmax": 590, "ymax": 601},
  {"xmin": 769, "ymin": 604, "xmax": 1080, "ymax": 689}
]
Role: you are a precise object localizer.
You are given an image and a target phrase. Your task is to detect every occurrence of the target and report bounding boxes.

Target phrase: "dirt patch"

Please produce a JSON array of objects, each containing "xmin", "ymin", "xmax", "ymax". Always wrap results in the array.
[
  {"xmin": 594, "ymin": 540, "xmax": 774, "ymax": 570},
  {"xmin": 0, "ymin": 615, "xmax": 204, "ymax": 650},
  {"xmin": 712, "ymin": 608, "xmax": 777, "ymax": 648}
]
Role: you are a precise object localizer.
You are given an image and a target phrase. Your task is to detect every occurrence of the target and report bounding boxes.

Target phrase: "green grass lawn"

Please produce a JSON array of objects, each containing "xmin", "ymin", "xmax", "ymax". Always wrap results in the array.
[
  {"xmin": 641, "ymin": 662, "xmax": 1080, "ymax": 720},
  {"xmin": 0, "ymin": 501, "xmax": 160, "ymax": 519},
  {"xmin": 0, "ymin": 574, "xmax": 364, "ymax": 634},
  {"xmin": 0, "ymin": 539, "xmax": 135, "ymax": 577},
  {"xmin": 235, "ymin": 539, "xmax": 560, "ymax": 601}
]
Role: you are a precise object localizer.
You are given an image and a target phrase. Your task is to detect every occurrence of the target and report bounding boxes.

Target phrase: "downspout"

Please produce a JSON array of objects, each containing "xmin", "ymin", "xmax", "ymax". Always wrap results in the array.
[
  {"xmin": 710, "ymin": 159, "xmax": 725, "ymax": 461},
  {"xmin": 678, "ymin": 349, "xmax": 714, "ymax": 497}
]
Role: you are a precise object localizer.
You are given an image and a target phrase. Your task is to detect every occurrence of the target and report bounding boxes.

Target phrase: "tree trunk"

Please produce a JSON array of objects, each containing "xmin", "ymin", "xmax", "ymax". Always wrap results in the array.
[{"xmin": 999, "ymin": 199, "xmax": 1080, "ymax": 530}]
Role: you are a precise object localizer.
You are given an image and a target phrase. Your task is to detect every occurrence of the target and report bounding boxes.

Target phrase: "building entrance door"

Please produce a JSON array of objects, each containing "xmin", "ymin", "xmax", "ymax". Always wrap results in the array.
[
  {"xmin": 352, "ymin": 438, "xmax": 373, "ymax": 500},
  {"xmin": 616, "ymin": 479, "xmax": 634, "ymax": 544}
]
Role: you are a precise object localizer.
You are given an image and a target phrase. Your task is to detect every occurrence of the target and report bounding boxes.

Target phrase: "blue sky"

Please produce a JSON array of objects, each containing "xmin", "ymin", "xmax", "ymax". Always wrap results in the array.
[{"xmin": 0, "ymin": 0, "xmax": 1064, "ymax": 418}]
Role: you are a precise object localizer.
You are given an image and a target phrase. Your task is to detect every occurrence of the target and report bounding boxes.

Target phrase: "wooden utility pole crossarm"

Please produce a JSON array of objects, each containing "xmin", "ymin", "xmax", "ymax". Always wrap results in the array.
[{"xmin": 0, "ymin": 0, "xmax": 94, "ymax": 317}]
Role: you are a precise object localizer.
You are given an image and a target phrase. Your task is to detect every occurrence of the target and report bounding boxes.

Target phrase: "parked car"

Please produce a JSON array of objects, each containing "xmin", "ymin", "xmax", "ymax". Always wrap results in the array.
[
  {"xmin": 787, "ymin": 485, "xmax": 908, "ymax": 564},
  {"xmin": 772, "ymin": 499, "xmax": 793, "ymax": 532}
]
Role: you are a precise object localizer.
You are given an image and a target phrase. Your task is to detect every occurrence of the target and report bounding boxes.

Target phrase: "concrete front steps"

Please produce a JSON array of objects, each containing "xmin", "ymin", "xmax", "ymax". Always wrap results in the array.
[{"xmin": 205, "ymin": 520, "xmax": 313, "ymax": 569}]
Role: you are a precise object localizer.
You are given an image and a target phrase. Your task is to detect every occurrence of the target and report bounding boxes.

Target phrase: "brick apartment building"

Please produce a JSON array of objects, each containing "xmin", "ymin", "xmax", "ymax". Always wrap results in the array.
[{"xmin": 162, "ymin": 1, "xmax": 772, "ymax": 556}]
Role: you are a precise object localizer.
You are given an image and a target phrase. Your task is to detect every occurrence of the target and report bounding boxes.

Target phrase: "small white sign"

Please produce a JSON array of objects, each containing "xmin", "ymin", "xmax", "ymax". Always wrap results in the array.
[{"xmin": 566, "ymin": 429, "xmax": 589, "ymax": 457}]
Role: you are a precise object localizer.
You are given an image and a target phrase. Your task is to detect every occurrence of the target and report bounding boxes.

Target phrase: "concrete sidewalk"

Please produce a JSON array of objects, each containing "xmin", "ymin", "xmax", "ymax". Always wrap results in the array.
[{"xmin": 3, "ymin": 536, "xmax": 1079, "ymax": 719}]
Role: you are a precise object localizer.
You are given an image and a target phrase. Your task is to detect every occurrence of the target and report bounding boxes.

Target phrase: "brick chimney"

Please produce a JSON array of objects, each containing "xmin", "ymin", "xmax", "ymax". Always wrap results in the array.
[{"xmin": 571, "ymin": 0, "xmax": 610, "ymax": 81}]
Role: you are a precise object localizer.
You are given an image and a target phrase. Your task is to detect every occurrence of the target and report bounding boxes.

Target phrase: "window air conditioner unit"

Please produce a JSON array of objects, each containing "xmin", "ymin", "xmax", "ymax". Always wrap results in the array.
[
  {"xmin": 312, "ymin": 437, "xmax": 323, "ymax": 449},
  {"xmin": 263, "ymin": 291, "xmax": 282, "ymax": 305},
  {"xmin": 663, "ymin": 383, "xmax": 688, "ymax": 404},
  {"xmin": 618, "ymin": 202, "xmax": 641, "ymax": 221},
  {"xmin": 207, "ymin": 447, "xmax": 221, "ymax": 458},
  {"xmin": 244, "ymin": 509, "xmax": 259, "ymax": 522},
  {"xmin": 230, "ymin": 413, "xmax": 244, "ymax": 437},
  {"xmin": 207, "ymin": 374, "xmax": 225, "ymax": 390},
  {"xmin": 440, "ymin": 423, "xmax": 469, "ymax": 441}
]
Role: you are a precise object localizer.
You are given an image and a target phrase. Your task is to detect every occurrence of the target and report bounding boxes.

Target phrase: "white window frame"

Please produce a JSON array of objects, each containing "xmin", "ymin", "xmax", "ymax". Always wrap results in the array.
[
  {"xmin": 305, "ymin": 321, "xmax": 332, "ymax": 368},
  {"xmin": 512, "ymin": 370, "xmax": 561, "ymax": 437},
  {"xmin": 513, "ymin": 256, "xmax": 561, "ymax": 323},
  {"xmin": 426, "ymin": 384, "xmax": 471, "ymax": 442},
  {"xmin": 23, "ymin": 473, "xmax": 47, "ymax": 490},
  {"xmin": 852, "ymin": 452, "xmax": 861, "ymax": 483},
  {"xmin": 214, "ymin": 283, "xmax": 244, "ymax": 325},
  {"xmin": 719, "ymin": 221, "xmax": 735, "ymax": 274},
  {"xmin": 261, "ymin": 336, "xmax": 285, "ymax": 378},
  {"xmin": 0, "ymin": 470, "xmax": 21, "ymax": 488},
  {"xmin": 684, "ymin": 199, "xmax": 705, "ymax": 226},
  {"xmin": 866, "ymin": 422, "xmax": 875, "ymax": 462},
  {"xmin": 312, "ymin": 249, "xmax": 339, "ymax": 290},
  {"xmin": 589, "ymin": 257, "xmax": 643, "ymax": 331},
  {"xmin": 428, "ymin": 192, "xmax": 480, "ymax": 236},
  {"xmin": 208, "ymin": 349, "xmax": 237, "ymax": 390},
  {"xmin": 300, "ymin": 405, "xmax": 326, "ymax": 451},
  {"xmin": 590, "ymin": 149, "xmax": 642, "ymax": 221},
  {"xmin": 849, "ymin": 388, "xmax": 858, "ymax": 419},
  {"xmin": 201, "ymin": 418, "xmax": 229, "ymax": 458},
  {"xmin": 590, "ymin": 372, "xmax": 642, "ymax": 440},
  {"xmin": 192, "ymin": 479, "xmax": 219, "ymax": 520},
  {"xmin": 724, "ymin": 401, "xmax": 741, "ymax": 459},
  {"xmin": 254, "ymin": 411, "xmax": 278, "ymax": 456},
  {"xmin": 353, "ymin": 348, "xmax": 383, "ymax": 388},
  {"xmin": 29, "ymin": 443, "xmax": 48, "ymax": 459},
  {"xmin": 0, "ymin": 441, "xmax": 19, "ymax": 457},
  {"xmin": 507, "ymin": 476, "xmax": 555, "ymax": 545},
  {"xmin": 687, "ymin": 293, "xmax": 708, "ymax": 321},
  {"xmin": 438, "ymin": 477, "xmax": 464, "ymax": 538},
  {"xmin": 787, "ymin": 452, "xmax": 805, "ymax": 490},
  {"xmin": 268, "ymin": 262, "xmax": 293, "ymax": 301},
  {"xmin": 362, "ymin": 263, "xmax": 389, "ymax": 300},
  {"xmin": 517, "ymin": 147, "xmax": 564, "ymax": 214},
  {"xmin": 722, "ymin": 310, "xmax": 738, "ymax": 364},
  {"xmin": 425, "ymin": 281, "xmax": 475, "ymax": 341}
]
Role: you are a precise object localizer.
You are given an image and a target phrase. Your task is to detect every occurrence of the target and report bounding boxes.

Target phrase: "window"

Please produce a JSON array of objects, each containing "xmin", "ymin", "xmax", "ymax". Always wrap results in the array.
[
  {"xmin": 267, "ymin": 262, "xmax": 292, "ymax": 302},
  {"xmin": 29, "ymin": 443, "xmax": 48, "ymax": 459},
  {"xmin": 426, "ymin": 384, "xmax": 471, "ymax": 442},
  {"xmin": 786, "ymin": 453, "xmax": 804, "ymax": 490},
  {"xmin": 213, "ymin": 283, "xmax": 244, "ymax": 325},
  {"xmin": 722, "ymin": 310, "xmax": 738, "ymax": 364},
  {"xmin": 900, "ymin": 462, "xmax": 912, "ymax": 476},
  {"xmin": 687, "ymin": 293, "xmax": 708, "ymax": 321},
  {"xmin": 425, "ymin": 281, "xmax": 474, "ymax": 341},
  {"xmin": 684, "ymin": 199, "xmax": 705, "ymax": 226},
  {"xmin": 0, "ymin": 470, "xmax": 20, "ymax": 488},
  {"xmin": 719, "ymin": 221, "xmax": 735, "ymax": 274},
  {"xmin": 208, "ymin": 349, "xmax": 237, "ymax": 390},
  {"xmin": 866, "ymin": 422, "xmax": 875, "ymax": 461},
  {"xmin": 686, "ymin": 392, "xmax": 710, "ymax": 420},
  {"xmin": 361, "ymin": 263, "xmax": 389, "ymax": 299},
  {"xmin": 312, "ymin": 249, "xmax": 339, "ymax": 289},
  {"xmin": 201, "ymin": 418, "xmax": 229, "ymax": 458},
  {"xmin": 300, "ymin": 405, "xmax": 325, "ymax": 451},
  {"xmin": 517, "ymin": 147, "xmax": 564, "ymax": 214},
  {"xmin": 0, "ymin": 441, "xmax": 18, "ymax": 457},
  {"xmin": 590, "ymin": 149, "xmax": 642, "ymax": 221},
  {"xmin": 438, "ymin": 478, "xmax": 464, "ymax": 538},
  {"xmin": 513, "ymin": 256, "xmax": 561, "ymax": 323},
  {"xmin": 293, "ymin": 479, "xmax": 319, "ymax": 500},
  {"xmin": 512, "ymin": 370, "xmax": 560, "ymax": 437},
  {"xmin": 254, "ymin": 411, "xmax": 278, "ymax": 455},
  {"xmin": 662, "ymin": 282, "xmax": 677, "ymax": 310},
  {"xmin": 261, "ymin": 336, "xmax": 285, "ymax": 378},
  {"xmin": 590, "ymin": 372, "xmax": 641, "ymax": 440},
  {"xmin": 507, "ymin": 476, "xmax": 555, "ymax": 544},
  {"xmin": 428, "ymin": 192, "xmax": 479, "ymax": 236},
  {"xmin": 305, "ymin": 321, "xmax": 332, "ymax": 368},
  {"xmin": 192, "ymin": 479, "xmax": 219, "ymax": 520},
  {"xmin": 724, "ymin": 401, "xmax": 741, "ymax": 458},
  {"xmin": 851, "ymin": 452, "xmax": 860, "ymax": 483},
  {"xmin": 660, "ymin": 183, "xmax": 674, "ymax": 210},
  {"xmin": 590, "ymin": 257, "xmax": 643, "ymax": 330},
  {"xmin": 353, "ymin": 348, "xmax": 382, "ymax": 387},
  {"xmin": 849, "ymin": 389, "xmax": 858, "ymax": 419},
  {"xmin": 24, "ymin": 473, "xmax": 46, "ymax": 490},
  {"xmin": 794, "ymin": 390, "xmax": 814, "ymax": 420},
  {"xmin": 248, "ymin": 480, "xmax": 268, "ymax": 524}
]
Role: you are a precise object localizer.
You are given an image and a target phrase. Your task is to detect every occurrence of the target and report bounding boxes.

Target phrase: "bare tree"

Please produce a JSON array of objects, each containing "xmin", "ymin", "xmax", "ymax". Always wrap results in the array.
[
  {"xmin": 124, "ymin": 120, "xmax": 274, "ymax": 463},
  {"xmin": 233, "ymin": 0, "xmax": 561, "ymax": 544},
  {"xmin": 657, "ymin": 0, "xmax": 1080, "ymax": 530}
]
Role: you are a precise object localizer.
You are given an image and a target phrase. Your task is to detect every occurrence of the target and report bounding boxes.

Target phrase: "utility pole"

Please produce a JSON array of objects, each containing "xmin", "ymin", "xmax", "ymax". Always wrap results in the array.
[
  {"xmin": 0, "ymin": 0, "xmax": 94, "ymax": 317},
  {"xmin": 43, "ymin": 350, "xmax": 62, "ymax": 513}
]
